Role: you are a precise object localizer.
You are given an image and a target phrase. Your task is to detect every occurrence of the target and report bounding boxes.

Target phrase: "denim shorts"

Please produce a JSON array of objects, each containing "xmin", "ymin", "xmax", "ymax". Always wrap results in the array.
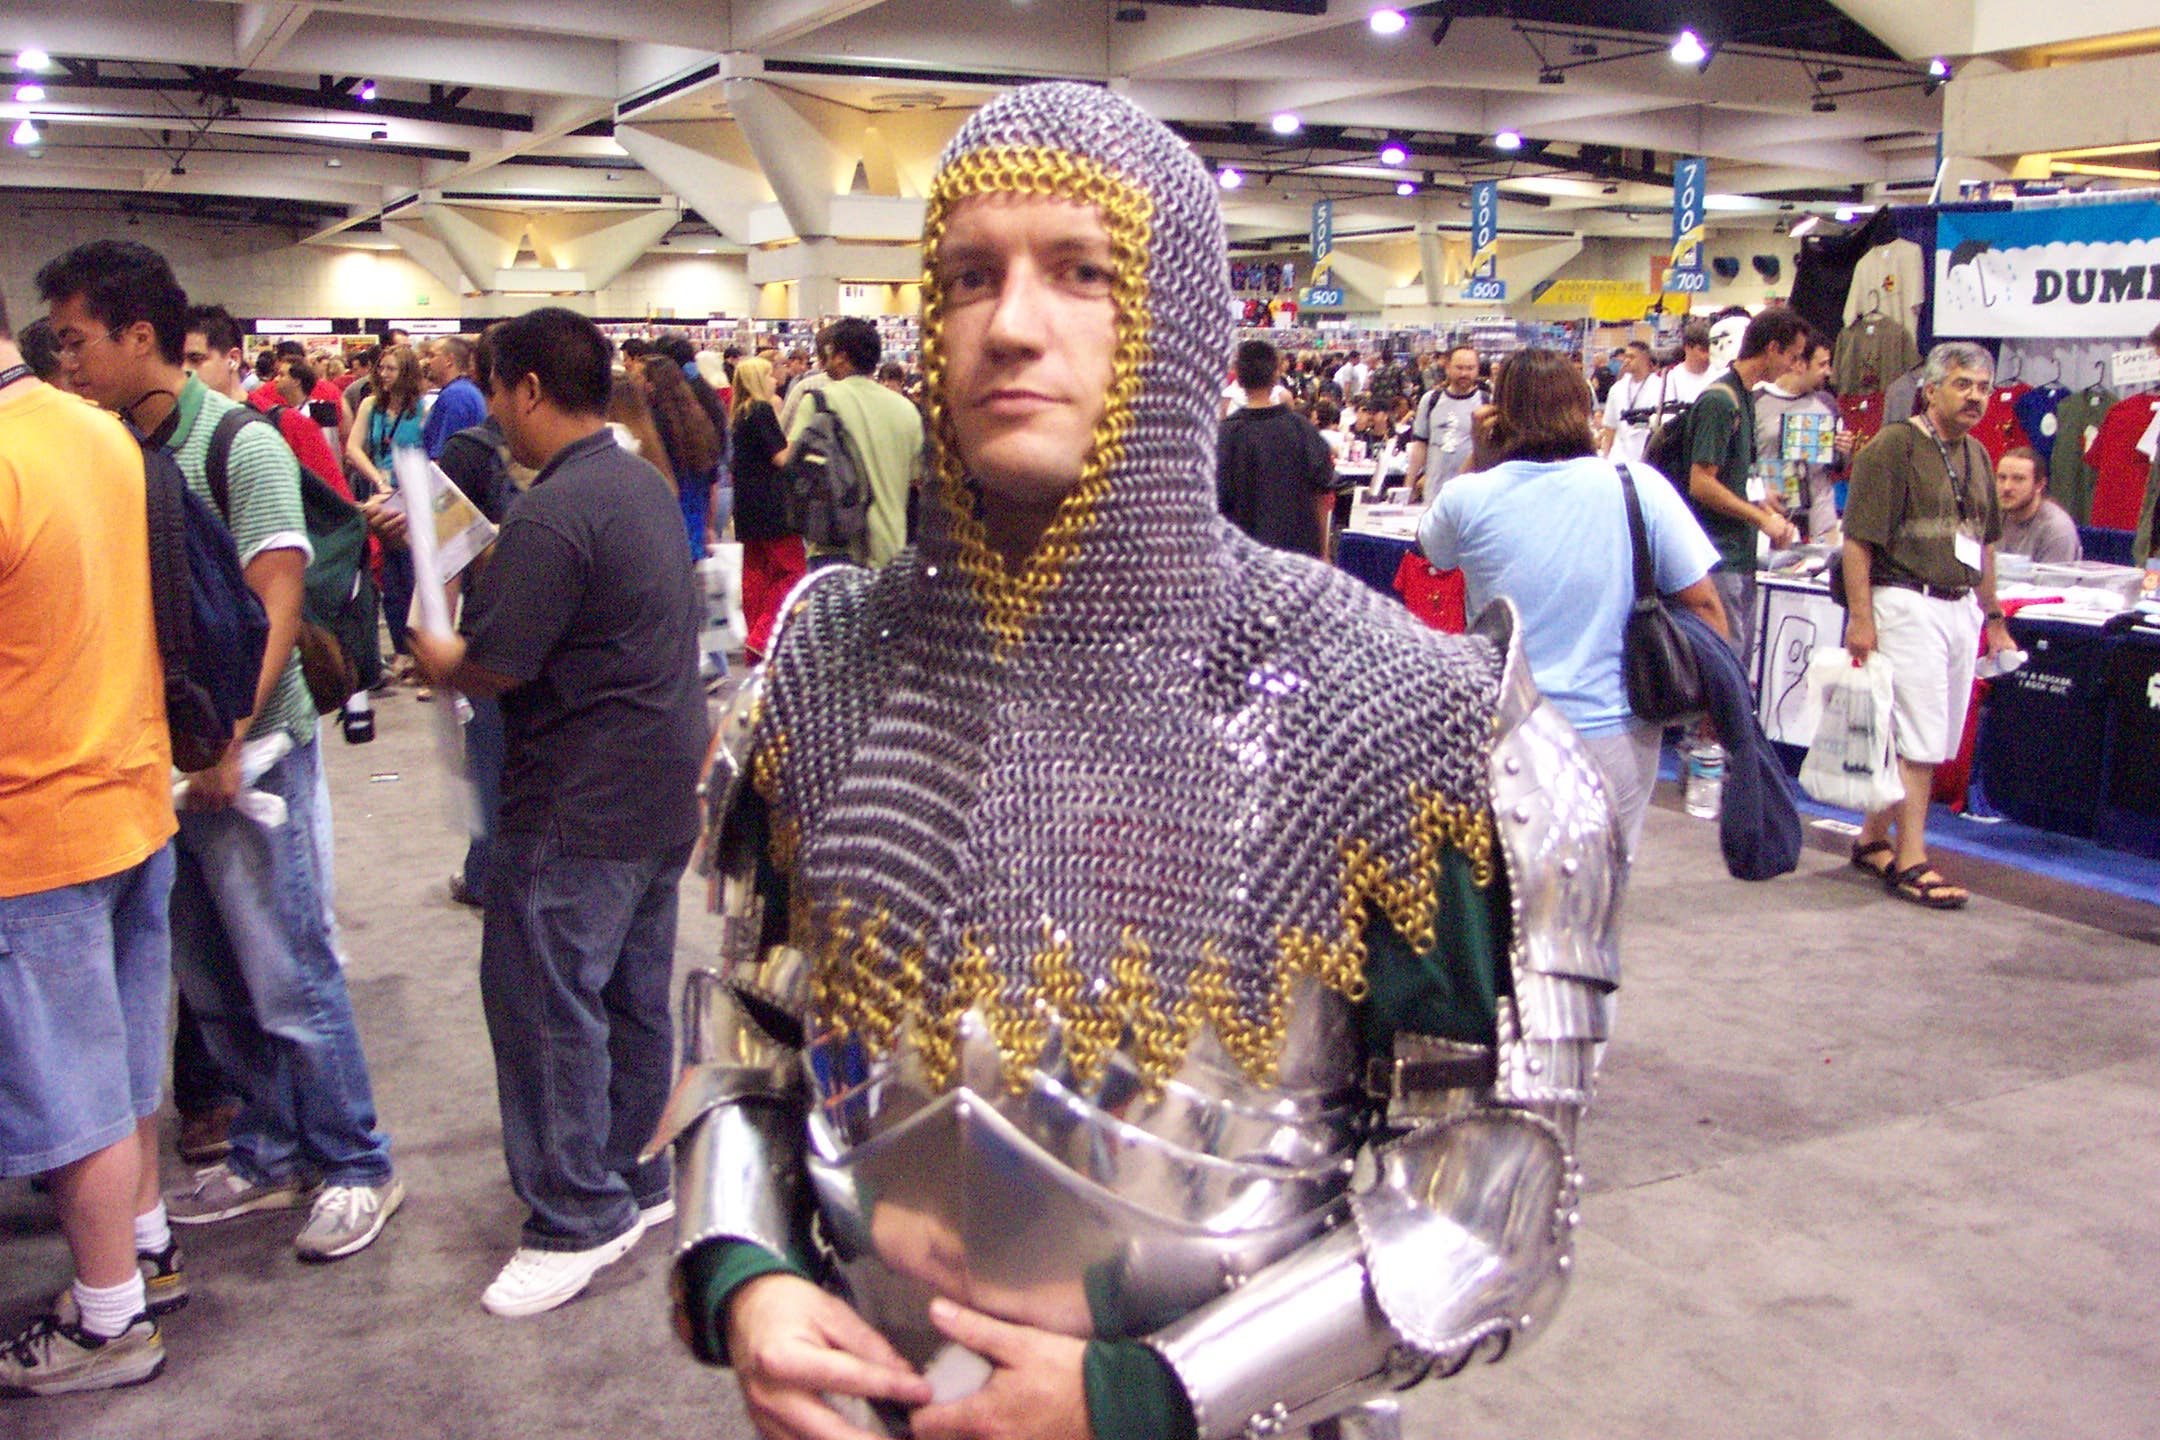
[{"xmin": 0, "ymin": 846, "xmax": 174, "ymax": 1177}]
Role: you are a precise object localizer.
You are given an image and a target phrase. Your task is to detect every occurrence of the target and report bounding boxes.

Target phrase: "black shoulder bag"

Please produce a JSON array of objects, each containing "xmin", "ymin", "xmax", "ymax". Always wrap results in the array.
[{"xmin": 1618, "ymin": 462, "xmax": 1708, "ymax": 725}]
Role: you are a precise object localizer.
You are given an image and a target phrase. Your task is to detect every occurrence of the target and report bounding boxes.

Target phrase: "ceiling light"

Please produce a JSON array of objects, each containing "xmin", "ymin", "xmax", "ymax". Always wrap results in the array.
[
  {"xmin": 1396, "ymin": 180, "xmax": 1416, "ymax": 196},
  {"xmin": 1570, "ymin": 42, "xmax": 1600, "ymax": 57},
  {"xmin": 606, "ymin": 170, "xmax": 622, "ymax": 181},
  {"xmin": 325, "ymin": 157, "xmax": 343, "ymax": 168},
  {"xmin": 697, "ymin": 247, "xmax": 716, "ymax": 255},
  {"xmin": 370, "ymin": 128, "xmax": 388, "ymax": 140},
  {"xmin": 14, "ymin": 83, "xmax": 44, "ymax": 103},
  {"xmin": 1379, "ymin": 141, "xmax": 1408, "ymax": 166},
  {"xmin": 1817, "ymin": 67, "xmax": 1844, "ymax": 84},
  {"xmin": 10, "ymin": 118, "xmax": 37, "ymax": 146},
  {"xmin": 1493, "ymin": 129, "xmax": 1522, "ymax": 151},
  {"xmin": 1600, "ymin": 182, "xmax": 1620, "ymax": 195},
  {"xmin": 15, "ymin": 49, "xmax": 51, "ymax": 72},
  {"xmin": 1835, "ymin": 205, "xmax": 1857, "ymax": 222},
  {"xmin": 358, "ymin": 78, "xmax": 377, "ymax": 102},
  {"xmin": 1115, "ymin": 4, "xmax": 1146, "ymax": 20},
  {"xmin": 1928, "ymin": 57, "xmax": 1951, "ymax": 79},
  {"xmin": 1812, "ymin": 97, "xmax": 1837, "ymax": 113},
  {"xmin": 1538, "ymin": 68, "xmax": 1564, "ymax": 85},
  {"xmin": 1789, "ymin": 215, "xmax": 1821, "ymax": 238},
  {"xmin": 1368, "ymin": 9, "xmax": 1407, "ymax": 37},
  {"xmin": 1218, "ymin": 165, "xmax": 1243, "ymax": 189},
  {"xmin": 1670, "ymin": 30, "xmax": 1707, "ymax": 66},
  {"xmin": 1271, "ymin": 111, "xmax": 1301, "ymax": 135}
]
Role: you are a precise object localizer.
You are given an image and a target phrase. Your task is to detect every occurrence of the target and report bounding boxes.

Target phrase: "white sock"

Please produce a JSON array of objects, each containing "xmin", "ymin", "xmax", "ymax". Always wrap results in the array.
[
  {"xmin": 134, "ymin": 1204, "xmax": 172, "ymax": 1256},
  {"xmin": 70, "ymin": 1275, "xmax": 145, "ymax": 1339}
]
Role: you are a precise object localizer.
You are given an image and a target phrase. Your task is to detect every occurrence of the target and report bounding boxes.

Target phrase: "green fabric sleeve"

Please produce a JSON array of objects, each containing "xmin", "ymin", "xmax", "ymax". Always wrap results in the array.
[
  {"xmin": 1686, "ymin": 384, "xmax": 1739, "ymax": 473},
  {"xmin": 1357, "ymin": 845, "xmax": 1510, "ymax": 1053},
  {"xmin": 1084, "ymin": 1339, "xmax": 1198, "ymax": 1440},
  {"xmin": 679, "ymin": 1239, "xmax": 812, "ymax": 1366}
]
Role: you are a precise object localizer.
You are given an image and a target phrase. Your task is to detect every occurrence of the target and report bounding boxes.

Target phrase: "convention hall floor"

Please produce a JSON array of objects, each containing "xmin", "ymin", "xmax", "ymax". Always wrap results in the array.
[{"xmin": 6, "ymin": 687, "xmax": 2155, "ymax": 1440}]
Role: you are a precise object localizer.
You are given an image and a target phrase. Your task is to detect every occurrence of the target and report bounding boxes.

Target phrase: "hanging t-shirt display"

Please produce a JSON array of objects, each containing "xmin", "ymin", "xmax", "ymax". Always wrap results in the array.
[
  {"xmin": 1970, "ymin": 382, "xmax": 2034, "ymax": 463},
  {"xmin": 2082, "ymin": 392, "xmax": 2160, "ymax": 530},
  {"xmin": 1882, "ymin": 365, "xmax": 1928, "ymax": 426},
  {"xmin": 2050, "ymin": 387, "xmax": 2117, "ymax": 525},
  {"xmin": 1833, "ymin": 315, "xmax": 1921, "ymax": 395},
  {"xmin": 2012, "ymin": 383, "xmax": 2072, "ymax": 469},
  {"xmin": 1837, "ymin": 391, "xmax": 1886, "ymax": 444},
  {"xmin": 1844, "ymin": 238, "xmax": 1927, "ymax": 338}
]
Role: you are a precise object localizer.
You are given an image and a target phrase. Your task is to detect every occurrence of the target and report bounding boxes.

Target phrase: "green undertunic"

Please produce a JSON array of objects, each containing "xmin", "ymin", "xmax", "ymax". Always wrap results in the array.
[{"xmin": 687, "ymin": 798, "xmax": 1510, "ymax": 1440}]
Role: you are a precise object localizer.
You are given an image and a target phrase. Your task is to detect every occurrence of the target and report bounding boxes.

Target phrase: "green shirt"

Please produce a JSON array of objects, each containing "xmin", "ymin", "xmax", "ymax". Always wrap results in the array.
[
  {"xmin": 786, "ymin": 374, "xmax": 925, "ymax": 567},
  {"xmin": 165, "ymin": 375, "xmax": 316, "ymax": 746},
  {"xmin": 1683, "ymin": 372, "xmax": 1759, "ymax": 572},
  {"xmin": 1843, "ymin": 418, "xmax": 2001, "ymax": 593}
]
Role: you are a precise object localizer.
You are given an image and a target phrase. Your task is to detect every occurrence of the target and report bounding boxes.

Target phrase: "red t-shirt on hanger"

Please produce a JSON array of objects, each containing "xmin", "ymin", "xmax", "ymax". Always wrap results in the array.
[
  {"xmin": 1968, "ymin": 383, "xmax": 2033, "ymax": 463},
  {"xmin": 2082, "ymin": 392, "xmax": 2160, "ymax": 530},
  {"xmin": 1837, "ymin": 392, "xmax": 1886, "ymax": 443}
]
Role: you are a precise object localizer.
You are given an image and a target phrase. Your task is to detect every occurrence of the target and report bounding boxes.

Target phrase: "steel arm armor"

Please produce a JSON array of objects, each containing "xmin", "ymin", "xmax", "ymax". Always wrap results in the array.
[{"xmin": 1146, "ymin": 609, "xmax": 1624, "ymax": 1440}]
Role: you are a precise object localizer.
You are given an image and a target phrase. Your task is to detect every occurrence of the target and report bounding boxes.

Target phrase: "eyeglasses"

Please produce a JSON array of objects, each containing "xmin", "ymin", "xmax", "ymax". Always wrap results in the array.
[{"xmin": 55, "ymin": 328, "xmax": 117, "ymax": 361}]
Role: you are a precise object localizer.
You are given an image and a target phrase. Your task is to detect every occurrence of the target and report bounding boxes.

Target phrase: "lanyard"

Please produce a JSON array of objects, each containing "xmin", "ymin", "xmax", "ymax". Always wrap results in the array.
[
  {"xmin": 1912, "ymin": 415, "xmax": 1974, "ymax": 523},
  {"xmin": 0, "ymin": 363, "xmax": 32, "ymax": 391}
]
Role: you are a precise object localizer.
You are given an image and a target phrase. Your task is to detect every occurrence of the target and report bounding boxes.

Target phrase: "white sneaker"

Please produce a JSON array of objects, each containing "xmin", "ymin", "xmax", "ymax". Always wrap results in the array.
[
  {"xmin": 481, "ymin": 1230, "xmax": 640, "ymax": 1318},
  {"xmin": 636, "ymin": 1198, "xmax": 675, "ymax": 1237}
]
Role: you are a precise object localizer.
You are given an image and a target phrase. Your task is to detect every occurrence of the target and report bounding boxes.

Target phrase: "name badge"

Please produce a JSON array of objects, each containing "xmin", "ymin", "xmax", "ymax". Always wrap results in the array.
[{"xmin": 1954, "ymin": 531, "xmax": 1983, "ymax": 571}]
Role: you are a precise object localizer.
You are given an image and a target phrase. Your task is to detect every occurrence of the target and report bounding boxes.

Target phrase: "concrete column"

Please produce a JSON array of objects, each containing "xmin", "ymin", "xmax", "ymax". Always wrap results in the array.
[
  {"xmin": 418, "ymin": 204, "xmax": 529, "ymax": 296},
  {"xmin": 612, "ymin": 122, "xmax": 769, "ymax": 246},
  {"xmin": 724, "ymin": 78, "xmax": 862, "ymax": 240},
  {"xmin": 1416, "ymin": 222, "xmax": 1447, "ymax": 307},
  {"xmin": 383, "ymin": 217, "xmax": 475, "ymax": 296},
  {"xmin": 525, "ymin": 207, "xmax": 684, "ymax": 292}
]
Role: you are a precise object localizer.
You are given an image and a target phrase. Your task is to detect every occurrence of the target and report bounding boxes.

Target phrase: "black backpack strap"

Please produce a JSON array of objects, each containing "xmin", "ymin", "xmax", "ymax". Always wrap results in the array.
[
  {"xmin": 1617, "ymin": 461, "xmax": 1656, "ymax": 603},
  {"xmin": 205, "ymin": 406, "xmax": 262, "ymax": 520},
  {"xmin": 143, "ymin": 452, "xmax": 192, "ymax": 663}
]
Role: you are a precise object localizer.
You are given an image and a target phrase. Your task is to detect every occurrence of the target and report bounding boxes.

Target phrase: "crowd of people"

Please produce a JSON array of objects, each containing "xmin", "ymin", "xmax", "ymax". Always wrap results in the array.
[{"xmin": 0, "ymin": 84, "xmax": 2036, "ymax": 1439}]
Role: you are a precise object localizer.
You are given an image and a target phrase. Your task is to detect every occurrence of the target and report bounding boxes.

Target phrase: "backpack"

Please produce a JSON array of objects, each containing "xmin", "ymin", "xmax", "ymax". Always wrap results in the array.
[
  {"xmin": 781, "ymin": 389, "xmax": 872, "ymax": 555},
  {"xmin": 206, "ymin": 407, "xmax": 382, "ymax": 712},
  {"xmin": 141, "ymin": 432, "xmax": 270, "ymax": 773},
  {"xmin": 1641, "ymin": 372, "xmax": 1746, "ymax": 494}
]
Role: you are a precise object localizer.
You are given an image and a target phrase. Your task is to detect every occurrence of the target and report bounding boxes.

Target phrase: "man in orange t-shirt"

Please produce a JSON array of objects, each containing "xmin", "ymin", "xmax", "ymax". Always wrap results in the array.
[{"xmin": 0, "ymin": 296, "xmax": 180, "ymax": 1395}]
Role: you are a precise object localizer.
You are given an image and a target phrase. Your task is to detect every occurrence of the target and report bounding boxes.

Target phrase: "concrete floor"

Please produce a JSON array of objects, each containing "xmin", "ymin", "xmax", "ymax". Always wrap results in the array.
[{"xmin": 5, "ymin": 687, "xmax": 2157, "ymax": 1440}]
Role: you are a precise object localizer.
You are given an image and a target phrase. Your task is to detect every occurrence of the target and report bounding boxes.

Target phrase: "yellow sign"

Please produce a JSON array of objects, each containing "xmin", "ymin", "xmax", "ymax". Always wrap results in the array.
[{"xmin": 1529, "ymin": 279, "xmax": 1690, "ymax": 321}]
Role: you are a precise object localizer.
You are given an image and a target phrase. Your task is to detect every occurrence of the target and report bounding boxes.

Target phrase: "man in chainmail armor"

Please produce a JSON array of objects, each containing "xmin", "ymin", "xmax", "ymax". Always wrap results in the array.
[{"xmin": 651, "ymin": 83, "xmax": 1624, "ymax": 1440}]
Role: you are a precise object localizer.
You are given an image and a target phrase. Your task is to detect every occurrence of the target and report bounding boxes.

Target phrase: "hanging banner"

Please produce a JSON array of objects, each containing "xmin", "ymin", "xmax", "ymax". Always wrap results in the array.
[
  {"xmin": 1469, "ymin": 181, "xmax": 1500, "ymax": 280},
  {"xmin": 1311, "ymin": 199, "xmax": 1334, "ymax": 286},
  {"xmin": 1936, "ymin": 202, "xmax": 2160, "ymax": 339},
  {"xmin": 1665, "ymin": 157, "xmax": 1708, "ymax": 294}
]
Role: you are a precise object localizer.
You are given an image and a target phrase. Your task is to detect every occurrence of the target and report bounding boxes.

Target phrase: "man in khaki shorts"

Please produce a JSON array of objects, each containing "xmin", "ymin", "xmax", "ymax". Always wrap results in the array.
[{"xmin": 1840, "ymin": 341, "xmax": 2019, "ymax": 909}]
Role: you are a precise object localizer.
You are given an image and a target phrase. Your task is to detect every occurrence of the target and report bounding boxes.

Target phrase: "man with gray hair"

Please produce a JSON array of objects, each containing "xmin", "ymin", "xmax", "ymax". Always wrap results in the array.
[{"xmin": 1842, "ymin": 341, "xmax": 2019, "ymax": 910}]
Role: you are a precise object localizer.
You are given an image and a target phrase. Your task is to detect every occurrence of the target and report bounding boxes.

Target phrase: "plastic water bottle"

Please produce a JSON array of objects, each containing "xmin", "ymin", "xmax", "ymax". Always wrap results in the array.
[{"xmin": 1683, "ymin": 742, "xmax": 1725, "ymax": 819}]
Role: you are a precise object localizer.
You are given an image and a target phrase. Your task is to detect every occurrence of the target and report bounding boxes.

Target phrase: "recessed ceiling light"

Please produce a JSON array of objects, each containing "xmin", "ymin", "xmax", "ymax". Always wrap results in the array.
[
  {"xmin": 1218, "ymin": 165, "xmax": 1243, "ymax": 189},
  {"xmin": 1928, "ymin": 57, "xmax": 1951, "ymax": 79},
  {"xmin": 358, "ymin": 78, "xmax": 377, "ymax": 102},
  {"xmin": 1271, "ymin": 111, "xmax": 1301, "ymax": 135},
  {"xmin": 14, "ymin": 83, "xmax": 44, "ymax": 103},
  {"xmin": 15, "ymin": 49, "xmax": 51, "ymax": 72},
  {"xmin": 697, "ymin": 247, "xmax": 716, "ymax": 255},
  {"xmin": 1396, "ymin": 180, "xmax": 1416, "ymax": 196},
  {"xmin": 1670, "ymin": 30, "xmax": 1707, "ymax": 66},
  {"xmin": 1812, "ymin": 97, "xmax": 1837, "ymax": 113},
  {"xmin": 1369, "ymin": 9, "xmax": 1407, "ymax": 36},
  {"xmin": 10, "ymin": 118, "xmax": 38, "ymax": 146},
  {"xmin": 370, "ymin": 128, "xmax": 387, "ymax": 140},
  {"xmin": 325, "ymin": 157, "xmax": 343, "ymax": 168},
  {"xmin": 1493, "ymin": 129, "xmax": 1522, "ymax": 151},
  {"xmin": 1379, "ymin": 141, "xmax": 1408, "ymax": 166},
  {"xmin": 1835, "ymin": 205, "xmax": 1858, "ymax": 222}
]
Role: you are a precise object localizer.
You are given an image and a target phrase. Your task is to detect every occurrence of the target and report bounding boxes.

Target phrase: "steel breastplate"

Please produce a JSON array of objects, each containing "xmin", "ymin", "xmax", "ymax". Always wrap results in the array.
[{"xmin": 803, "ymin": 976, "xmax": 1361, "ymax": 1364}]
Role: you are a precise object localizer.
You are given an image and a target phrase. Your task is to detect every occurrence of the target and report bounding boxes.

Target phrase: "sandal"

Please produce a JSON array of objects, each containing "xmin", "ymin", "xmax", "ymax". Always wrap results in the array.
[
  {"xmin": 1850, "ymin": 840, "xmax": 1897, "ymax": 880},
  {"xmin": 1886, "ymin": 863, "xmax": 1968, "ymax": 910}
]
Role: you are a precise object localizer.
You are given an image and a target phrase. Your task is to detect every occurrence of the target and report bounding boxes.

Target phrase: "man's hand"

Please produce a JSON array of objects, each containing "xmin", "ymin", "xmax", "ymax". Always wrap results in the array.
[
  {"xmin": 407, "ymin": 627, "xmax": 466, "ymax": 688},
  {"xmin": 726, "ymin": 1274, "xmax": 933, "ymax": 1440},
  {"xmin": 909, "ymin": 1298, "xmax": 1091, "ymax": 1440},
  {"xmin": 1984, "ymin": 614, "xmax": 2016, "ymax": 656},
  {"xmin": 362, "ymin": 493, "xmax": 410, "ymax": 549},
  {"xmin": 1762, "ymin": 510, "xmax": 1800, "ymax": 548},
  {"xmin": 1844, "ymin": 612, "xmax": 1876, "ymax": 666},
  {"xmin": 181, "ymin": 739, "xmax": 244, "ymax": 812}
]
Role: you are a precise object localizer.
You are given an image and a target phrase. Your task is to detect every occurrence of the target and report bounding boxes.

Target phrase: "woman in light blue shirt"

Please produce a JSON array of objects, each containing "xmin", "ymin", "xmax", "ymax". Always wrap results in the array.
[{"xmin": 1419, "ymin": 348, "xmax": 1728, "ymax": 855}]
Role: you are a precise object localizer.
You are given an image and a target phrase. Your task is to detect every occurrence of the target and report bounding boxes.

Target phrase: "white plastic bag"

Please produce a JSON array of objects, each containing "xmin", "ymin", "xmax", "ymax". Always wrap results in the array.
[{"xmin": 1798, "ymin": 649, "xmax": 1905, "ymax": 812}]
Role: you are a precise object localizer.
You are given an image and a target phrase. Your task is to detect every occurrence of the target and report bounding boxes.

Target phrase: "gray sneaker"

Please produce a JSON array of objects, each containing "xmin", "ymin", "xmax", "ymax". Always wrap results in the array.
[
  {"xmin": 0, "ymin": 1311, "xmax": 163, "ymax": 1397},
  {"xmin": 138, "ymin": 1241, "xmax": 188, "ymax": 1316},
  {"xmin": 165, "ymin": 1162, "xmax": 314, "ymax": 1225},
  {"xmin": 295, "ymin": 1177, "xmax": 405, "ymax": 1261}
]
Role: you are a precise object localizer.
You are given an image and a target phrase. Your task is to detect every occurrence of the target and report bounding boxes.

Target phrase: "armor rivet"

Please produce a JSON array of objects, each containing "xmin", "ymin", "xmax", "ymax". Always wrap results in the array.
[
  {"xmin": 1561, "ymin": 857, "xmax": 1579, "ymax": 877},
  {"xmin": 1504, "ymin": 756, "xmax": 1521, "ymax": 775},
  {"xmin": 1568, "ymin": 1210, "xmax": 1582, "ymax": 1227},
  {"xmin": 1520, "ymin": 1315, "xmax": 1534, "ymax": 1329},
  {"xmin": 1512, "ymin": 803, "xmax": 1532, "ymax": 824},
  {"xmin": 1527, "ymin": 1057, "xmax": 1543, "ymax": 1074},
  {"xmin": 925, "ymin": 565, "xmax": 939, "ymax": 578},
  {"xmin": 1557, "ymin": 1254, "xmax": 1573, "ymax": 1272}
]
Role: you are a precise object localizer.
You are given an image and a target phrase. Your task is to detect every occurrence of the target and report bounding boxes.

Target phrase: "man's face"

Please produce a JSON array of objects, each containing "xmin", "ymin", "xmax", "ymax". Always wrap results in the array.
[
  {"xmin": 422, "ymin": 343, "xmax": 454, "ymax": 387},
  {"xmin": 1997, "ymin": 455, "xmax": 2043, "ymax": 519},
  {"xmin": 183, "ymin": 331, "xmax": 241, "ymax": 396},
  {"xmin": 1756, "ymin": 335, "xmax": 1809, "ymax": 387},
  {"xmin": 1683, "ymin": 341, "xmax": 1710, "ymax": 370},
  {"xmin": 1927, "ymin": 364, "xmax": 1990, "ymax": 435},
  {"xmin": 485, "ymin": 372, "xmax": 548, "ymax": 469},
  {"xmin": 1623, "ymin": 346, "xmax": 1654, "ymax": 379},
  {"xmin": 936, "ymin": 191, "xmax": 1120, "ymax": 511},
  {"xmin": 47, "ymin": 294, "xmax": 161, "ymax": 411},
  {"xmin": 1445, "ymin": 348, "xmax": 1481, "ymax": 393},
  {"xmin": 274, "ymin": 373, "xmax": 307, "ymax": 408},
  {"xmin": 1794, "ymin": 344, "xmax": 1834, "ymax": 393}
]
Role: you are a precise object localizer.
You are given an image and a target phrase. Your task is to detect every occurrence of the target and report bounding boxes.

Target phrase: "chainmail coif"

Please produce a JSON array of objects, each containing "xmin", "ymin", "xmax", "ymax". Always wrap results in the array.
[{"xmin": 750, "ymin": 82, "xmax": 1504, "ymax": 1091}]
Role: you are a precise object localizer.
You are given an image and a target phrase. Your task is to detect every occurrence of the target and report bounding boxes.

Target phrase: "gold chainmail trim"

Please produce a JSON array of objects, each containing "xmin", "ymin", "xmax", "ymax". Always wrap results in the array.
[
  {"xmin": 919, "ymin": 146, "xmax": 1156, "ymax": 653},
  {"xmin": 801, "ymin": 786, "xmax": 1495, "ymax": 1092}
]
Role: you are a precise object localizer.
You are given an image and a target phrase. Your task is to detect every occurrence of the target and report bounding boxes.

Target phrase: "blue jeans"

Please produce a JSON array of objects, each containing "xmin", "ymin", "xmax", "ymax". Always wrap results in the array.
[
  {"xmin": 460, "ymin": 695, "xmax": 506, "ymax": 897},
  {"xmin": 0, "ymin": 847, "xmax": 174, "ymax": 1177},
  {"xmin": 381, "ymin": 548, "xmax": 415, "ymax": 657},
  {"xmin": 169, "ymin": 737, "xmax": 393, "ymax": 1187},
  {"xmin": 479, "ymin": 829, "xmax": 686, "ymax": 1250}
]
